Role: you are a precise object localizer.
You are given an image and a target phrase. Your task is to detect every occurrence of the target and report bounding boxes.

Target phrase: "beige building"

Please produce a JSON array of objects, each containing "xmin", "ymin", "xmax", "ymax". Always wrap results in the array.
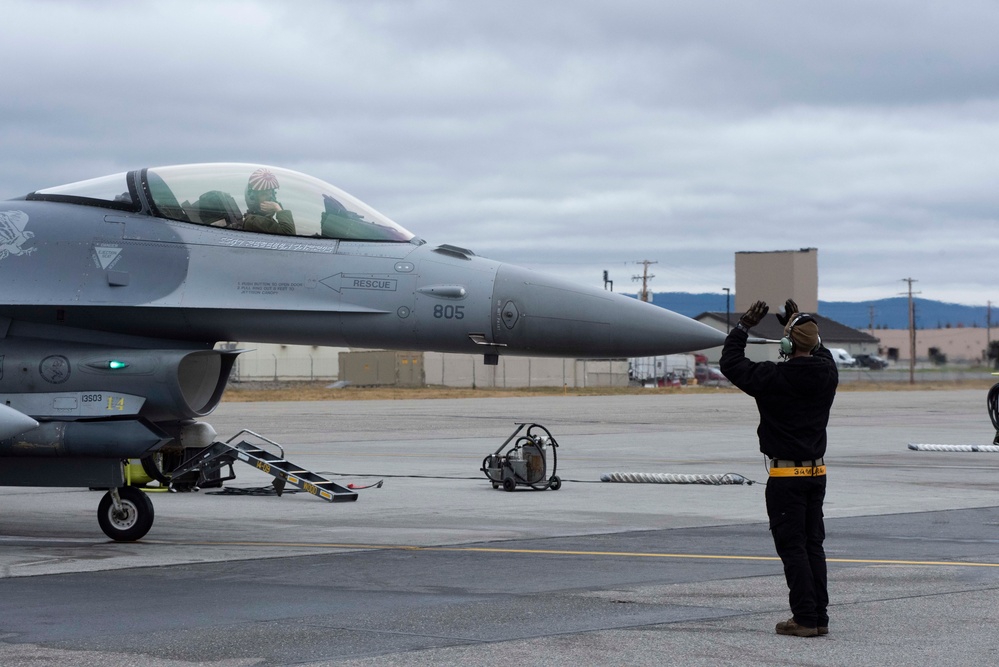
[
  {"xmin": 735, "ymin": 248, "xmax": 818, "ymax": 312},
  {"xmin": 224, "ymin": 342, "xmax": 343, "ymax": 381},
  {"xmin": 223, "ymin": 343, "xmax": 631, "ymax": 387},
  {"xmin": 873, "ymin": 328, "xmax": 993, "ymax": 364},
  {"xmin": 341, "ymin": 351, "xmax": 629, "ymax": 388}
]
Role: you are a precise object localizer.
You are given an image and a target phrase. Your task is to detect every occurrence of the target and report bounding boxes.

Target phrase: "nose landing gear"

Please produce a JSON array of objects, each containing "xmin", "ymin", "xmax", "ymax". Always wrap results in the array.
[{"xmin": 98, "ymin": 486, "xmax": 155, "ymax": 541}]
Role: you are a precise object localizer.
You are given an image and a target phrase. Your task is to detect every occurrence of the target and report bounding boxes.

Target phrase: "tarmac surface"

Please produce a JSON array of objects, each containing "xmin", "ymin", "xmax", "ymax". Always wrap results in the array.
[{"xmin": 2, "ymin": 388, "xmax": 999, "ymax": 666}]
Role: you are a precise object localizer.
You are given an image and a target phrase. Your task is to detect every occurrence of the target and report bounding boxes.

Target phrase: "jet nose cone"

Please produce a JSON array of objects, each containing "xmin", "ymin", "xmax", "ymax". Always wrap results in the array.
[
  {"xmin": 492, "ymin": 265, "xmax": 726, "ymax": 357},
  {"xmin": 617, "ymin": 298, "xmax": 728, "ymax": 355}
]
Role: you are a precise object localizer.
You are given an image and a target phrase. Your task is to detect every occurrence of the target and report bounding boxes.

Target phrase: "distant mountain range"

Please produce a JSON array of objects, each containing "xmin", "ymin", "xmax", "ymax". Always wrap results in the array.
[{"xmin": 642, "ymin": 292, "xmax": 994, "ymax": 330}]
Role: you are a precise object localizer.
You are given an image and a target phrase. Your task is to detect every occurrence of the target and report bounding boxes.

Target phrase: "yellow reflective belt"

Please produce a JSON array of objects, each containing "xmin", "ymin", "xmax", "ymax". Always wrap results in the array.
[{"xmin": 769, "ymin": 465, "xmax": 826, "ymax": 477}]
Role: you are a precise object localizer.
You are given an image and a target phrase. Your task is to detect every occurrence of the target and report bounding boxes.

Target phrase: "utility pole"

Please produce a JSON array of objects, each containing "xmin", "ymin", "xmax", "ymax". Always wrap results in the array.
[
  {"xmin": 632, "ymin": 260, "xmax": 657, "ymax": 303},
  {"xmin": 868, "ymin": 306, "xmax": 876, "ymax": 334},
  {"xmin": 901, "ymin": 278, "xmax": 920, "ymax": 385},
  {"xmin": 987, "ymin": 300, "xmax": 992, "ymax": 366},
  {"xmin": 723, "ymin": 287, "xmax": 731, "ymax": 332}
]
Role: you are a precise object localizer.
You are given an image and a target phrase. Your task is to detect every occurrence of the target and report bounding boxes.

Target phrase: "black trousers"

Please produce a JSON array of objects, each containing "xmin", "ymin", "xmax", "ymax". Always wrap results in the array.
[{"xmin": 765, "ymin": 475, "xmax": 828, "ymax": 628}]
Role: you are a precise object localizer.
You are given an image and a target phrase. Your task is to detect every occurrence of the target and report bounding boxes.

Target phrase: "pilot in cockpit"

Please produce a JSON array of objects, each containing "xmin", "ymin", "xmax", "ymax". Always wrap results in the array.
[{"xmin": 242, "ymin": 168, "xmax": 296, "ymax": 235}]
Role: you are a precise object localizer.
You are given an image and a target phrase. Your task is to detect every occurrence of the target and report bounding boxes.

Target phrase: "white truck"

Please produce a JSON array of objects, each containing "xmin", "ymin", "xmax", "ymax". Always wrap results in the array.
[{"xmin": 827, "ymin": 347, "xmax": 857, "ymax": 368}]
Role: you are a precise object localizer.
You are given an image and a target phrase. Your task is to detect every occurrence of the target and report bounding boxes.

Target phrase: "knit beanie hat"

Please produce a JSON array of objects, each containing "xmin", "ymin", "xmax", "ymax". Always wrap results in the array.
[{"xmin": 785, "ymin": 318, "xmax": 820, "ymax": 353}]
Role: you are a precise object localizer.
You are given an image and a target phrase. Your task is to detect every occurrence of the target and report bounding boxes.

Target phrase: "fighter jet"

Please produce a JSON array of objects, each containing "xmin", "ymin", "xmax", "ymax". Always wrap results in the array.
[{"xmin": 0, "ymin": 163, "xmax": 726, "ymax": 540}]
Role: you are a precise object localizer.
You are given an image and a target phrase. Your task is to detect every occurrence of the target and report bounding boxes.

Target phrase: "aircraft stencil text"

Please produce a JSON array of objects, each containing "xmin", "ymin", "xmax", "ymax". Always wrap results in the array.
[
  {"xmin": 347, "ymin": 278, "xmax": 397, "ymax": 291},
  {"xmin": 238, "ymin": 281, "xmax": 303, "ymax": 295}
]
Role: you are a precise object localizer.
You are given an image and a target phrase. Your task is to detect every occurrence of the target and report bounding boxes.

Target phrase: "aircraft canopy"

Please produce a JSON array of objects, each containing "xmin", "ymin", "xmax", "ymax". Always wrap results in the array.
[{"xmin": 32, "ymin": 163, "xmax": 416, "ymax": 243}]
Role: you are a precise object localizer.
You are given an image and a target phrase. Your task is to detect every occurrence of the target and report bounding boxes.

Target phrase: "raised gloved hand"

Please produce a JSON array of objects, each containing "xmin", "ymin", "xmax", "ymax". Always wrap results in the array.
[
  {"xmin": 739, "ymin": 301, "xmax": 769, "ymax": 329},
  {"xmin": 775, "ymin": 299, "xmax": 799, "ymax": 327}
]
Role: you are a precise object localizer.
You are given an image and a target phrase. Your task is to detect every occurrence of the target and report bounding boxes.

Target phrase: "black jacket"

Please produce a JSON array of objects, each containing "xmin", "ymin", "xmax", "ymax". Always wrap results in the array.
[{"xmin": 719, "ymin": 327, "xmax": 838, "ymax": 461}]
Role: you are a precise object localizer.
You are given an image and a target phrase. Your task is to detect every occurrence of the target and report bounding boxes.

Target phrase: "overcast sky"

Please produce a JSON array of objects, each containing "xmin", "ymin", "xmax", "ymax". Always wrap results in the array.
[{"xmin": 4, "ymin": 0, "xmax": 999, "ymax": 306}]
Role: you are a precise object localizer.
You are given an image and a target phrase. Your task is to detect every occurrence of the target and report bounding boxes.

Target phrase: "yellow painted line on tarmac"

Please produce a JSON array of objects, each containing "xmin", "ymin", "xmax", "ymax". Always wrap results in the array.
[{"xmin": 144, "ymin": 540, "xmax": 999, "ymax": 568}]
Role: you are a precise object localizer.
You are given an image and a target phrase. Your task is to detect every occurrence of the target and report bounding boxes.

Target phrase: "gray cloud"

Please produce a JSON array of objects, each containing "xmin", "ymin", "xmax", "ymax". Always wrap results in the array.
[{"xmin": 3, "ymin": 0, "xmax": 999, "ymax": 304}]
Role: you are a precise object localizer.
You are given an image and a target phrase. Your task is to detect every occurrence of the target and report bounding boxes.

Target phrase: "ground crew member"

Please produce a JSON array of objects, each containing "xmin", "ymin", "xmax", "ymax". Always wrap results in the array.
[{"xmin": 720, "ymin": 299, "xmax": 838, "ymax": 637}]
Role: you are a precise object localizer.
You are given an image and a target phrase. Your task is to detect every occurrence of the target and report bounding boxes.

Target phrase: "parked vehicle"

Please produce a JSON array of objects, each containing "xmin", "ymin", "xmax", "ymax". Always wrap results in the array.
[
  {"xmin": 854, "ymin": 353, "xmax": 888, "ymax": 370},
  {"xmin": 827, "ymin": 348, "xmax": 858, "ymax": 368},
  {"xmin": 630, "ymin": 354, "xmax": 696, "ymax": 385},
  {"xmin": 695, "ymin": 365, "xmax": 729, "ymax": 385}
]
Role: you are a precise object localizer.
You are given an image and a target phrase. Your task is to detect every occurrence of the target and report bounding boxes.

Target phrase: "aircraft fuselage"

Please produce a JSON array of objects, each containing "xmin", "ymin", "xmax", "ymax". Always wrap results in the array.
[{"xmin": 0, "ymin": 163, "xmax": 726, "ymax": 540}]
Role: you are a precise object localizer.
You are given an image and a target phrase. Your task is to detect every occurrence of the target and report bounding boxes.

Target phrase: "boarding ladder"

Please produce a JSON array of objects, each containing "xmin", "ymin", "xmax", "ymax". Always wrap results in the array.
[{"xmin": 168, "ymin": 430, "xmax": 357, "ymax": 503}]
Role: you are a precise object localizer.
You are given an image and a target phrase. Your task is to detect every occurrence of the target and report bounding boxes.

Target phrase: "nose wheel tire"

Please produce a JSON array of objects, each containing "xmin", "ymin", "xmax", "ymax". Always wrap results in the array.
[{"xmin": 98, "ymin": 486, "xmax": 155, "ymax": 541}]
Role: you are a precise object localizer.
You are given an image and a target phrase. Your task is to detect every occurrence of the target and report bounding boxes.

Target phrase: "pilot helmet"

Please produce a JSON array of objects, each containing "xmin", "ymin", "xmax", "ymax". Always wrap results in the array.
[{"xmin": 245, "ymin": 168, "xmax": 280, "ymax": 212}]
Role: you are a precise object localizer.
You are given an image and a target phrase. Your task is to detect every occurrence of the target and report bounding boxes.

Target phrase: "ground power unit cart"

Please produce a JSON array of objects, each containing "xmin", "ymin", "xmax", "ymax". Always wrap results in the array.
[{"xmin": 481, "ymin": 422, "xmax": 561, "ymax": 491}]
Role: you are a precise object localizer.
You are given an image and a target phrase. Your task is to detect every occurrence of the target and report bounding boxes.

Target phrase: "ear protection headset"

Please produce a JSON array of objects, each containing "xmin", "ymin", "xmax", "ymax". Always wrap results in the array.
[{"xmin": 779, "ymin": 313, "xmax": 821, "ymax": 358}]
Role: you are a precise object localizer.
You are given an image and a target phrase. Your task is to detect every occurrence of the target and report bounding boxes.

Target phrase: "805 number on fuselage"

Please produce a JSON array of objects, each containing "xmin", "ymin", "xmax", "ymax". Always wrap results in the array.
[{"xmin": 433, "ymin": 305, "xmax": 464, "ymax": 319}]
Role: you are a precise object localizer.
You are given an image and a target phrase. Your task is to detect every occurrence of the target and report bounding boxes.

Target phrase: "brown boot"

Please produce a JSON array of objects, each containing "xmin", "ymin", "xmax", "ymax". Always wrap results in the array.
[
  {"xmin": 775, "ymin": 618, "xmax": 819, "ymax": 637},
  {"xmin": 818, "ymin": 626, "xmax": 829, "ymax": 636}
]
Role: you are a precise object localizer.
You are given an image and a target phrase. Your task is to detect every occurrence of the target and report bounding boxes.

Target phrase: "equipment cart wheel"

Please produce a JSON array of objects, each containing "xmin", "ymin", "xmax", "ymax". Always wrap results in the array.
[
  {"xmin": 98, "ymin": 486, "xmax": 154, "ymax": 541},
  {"xmin": 502, "ymin": 477, "xmax": 517, "ymax": 492},
  {"xmin": 548, "ymin": 475, "xmax": 562, "ymax": 491}
]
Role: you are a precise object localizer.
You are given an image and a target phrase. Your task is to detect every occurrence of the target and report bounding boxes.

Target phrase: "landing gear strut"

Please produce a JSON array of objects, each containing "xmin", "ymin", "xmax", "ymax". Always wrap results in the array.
[{"xmin": 98, "ymin": 486, "xmax": 155, "ymax": 542}]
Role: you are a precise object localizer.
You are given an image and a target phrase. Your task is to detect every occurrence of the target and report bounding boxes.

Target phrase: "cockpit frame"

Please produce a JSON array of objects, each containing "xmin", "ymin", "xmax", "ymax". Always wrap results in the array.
[{"xmin": 27, "ymin": 163, "xmax": 418, "ymax": 243}]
